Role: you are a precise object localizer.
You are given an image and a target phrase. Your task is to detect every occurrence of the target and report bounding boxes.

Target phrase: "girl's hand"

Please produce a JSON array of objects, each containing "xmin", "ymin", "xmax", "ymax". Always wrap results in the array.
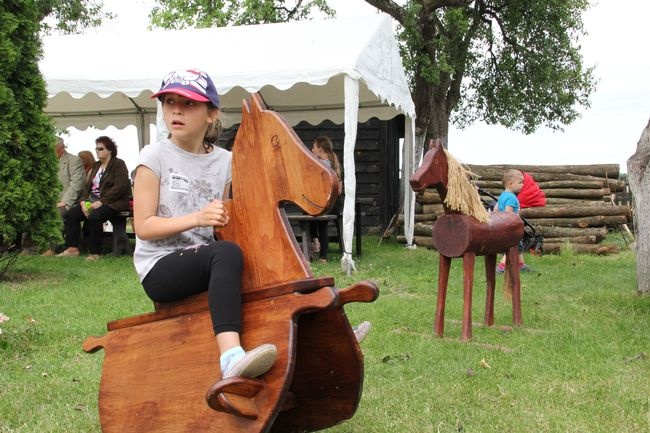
[
  {"xmin": 91, "ymin": 201, "xmax": 103, "ymax": 210},
  {"xmin": 196, "ymin": 199, "xmax": 229, "ymax": 227}
]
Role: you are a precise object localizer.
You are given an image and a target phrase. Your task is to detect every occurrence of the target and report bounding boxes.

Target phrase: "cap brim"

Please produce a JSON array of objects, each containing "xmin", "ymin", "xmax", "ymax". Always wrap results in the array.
[{"xmin": 151, "ymin": 88, "xmax": 210, "ymax": 102}]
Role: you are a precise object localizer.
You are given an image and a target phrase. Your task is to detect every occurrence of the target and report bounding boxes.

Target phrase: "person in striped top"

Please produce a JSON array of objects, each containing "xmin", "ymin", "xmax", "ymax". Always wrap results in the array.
[{"xmin": 309, "ymin": 136, "xmax": 342, "ymax": 263}]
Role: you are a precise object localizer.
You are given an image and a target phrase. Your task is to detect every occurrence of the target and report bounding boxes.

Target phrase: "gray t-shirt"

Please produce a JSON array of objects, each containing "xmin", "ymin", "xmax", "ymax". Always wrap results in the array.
[{"xmin": 133, "ymin": 139, "xmax": 232, "ymax": 282}]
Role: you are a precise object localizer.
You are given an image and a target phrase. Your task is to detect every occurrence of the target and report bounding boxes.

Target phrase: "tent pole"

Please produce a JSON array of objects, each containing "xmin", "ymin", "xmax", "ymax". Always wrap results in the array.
[
  {"xmin": 341, "ymin": 76, "xmax": 360, "ymax": 275},
  {"xmin": 403, "ymin": 117, "xmax": 417, "ymax": 249}
]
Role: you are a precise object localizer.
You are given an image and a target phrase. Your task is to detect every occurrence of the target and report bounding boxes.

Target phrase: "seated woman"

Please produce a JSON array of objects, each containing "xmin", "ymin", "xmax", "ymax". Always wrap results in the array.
[{"xmin": 58, "ymin": 136, "xmax": 131, "ymax": 260}]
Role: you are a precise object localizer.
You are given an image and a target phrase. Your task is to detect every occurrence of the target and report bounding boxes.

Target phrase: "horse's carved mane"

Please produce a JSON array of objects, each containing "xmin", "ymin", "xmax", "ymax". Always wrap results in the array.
[
  {"xmin": 442, "ymin": 148, "xmax": 489, "ymax": 222},
  {"xmin": 413, "ymin": 139, "xmax": 489, "ymax": 222}
]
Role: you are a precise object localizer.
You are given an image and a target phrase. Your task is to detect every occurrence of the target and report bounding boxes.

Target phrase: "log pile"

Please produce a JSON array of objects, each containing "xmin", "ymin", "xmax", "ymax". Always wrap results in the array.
[{"xmin": 400, "ymin": 163, "xmax": 632, "ymax": 255}]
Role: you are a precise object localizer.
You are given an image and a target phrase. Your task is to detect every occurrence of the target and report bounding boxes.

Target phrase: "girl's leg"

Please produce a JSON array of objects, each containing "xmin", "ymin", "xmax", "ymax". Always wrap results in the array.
[
  {"xmin": 317, "ymin": 219, "xmax": 329, "ymax": 260},
  {"xmin": 142, "ymin": 241, "xmax": 276, "ymax": 379},
  {"xmin": 142, "ymin": 241, "xmax": 244, "ymax": 336}
]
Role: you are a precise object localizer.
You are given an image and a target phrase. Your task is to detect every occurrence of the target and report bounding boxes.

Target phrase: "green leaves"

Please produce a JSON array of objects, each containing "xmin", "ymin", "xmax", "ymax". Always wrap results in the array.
[
  {"xmin": 149, "ymin": 0, "xmax": 335, "ymax": 29},
  {"xmin": 0, "ymin": 3, "xmax": 60, "ymax": 250},
  {"xmin": 371, "ymin": 0, "xmax": 596, "ymax": 138},
  {"xmin": 38, "ymin": 0, "xmax": 113, "ymax": 34}
]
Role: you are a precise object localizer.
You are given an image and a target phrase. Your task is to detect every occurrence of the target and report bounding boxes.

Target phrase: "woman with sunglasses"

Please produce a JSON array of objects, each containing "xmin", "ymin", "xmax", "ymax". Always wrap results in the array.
[{"xmin": 58, "ymin": 136, "xmax": 131, "ymax": 260}]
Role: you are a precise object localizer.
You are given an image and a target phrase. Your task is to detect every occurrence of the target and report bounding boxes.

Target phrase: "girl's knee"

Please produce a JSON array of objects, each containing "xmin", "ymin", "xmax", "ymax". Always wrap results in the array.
[{"xmin": 210, "ymin": 241, "xmax": 243, "ymax": 268}]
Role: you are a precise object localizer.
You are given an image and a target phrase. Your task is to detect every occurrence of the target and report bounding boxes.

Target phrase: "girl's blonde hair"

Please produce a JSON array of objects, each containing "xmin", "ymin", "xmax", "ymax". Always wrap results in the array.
[{"xmin": 314, "ymin": 136, "xmax": 341, "ymax": 179}]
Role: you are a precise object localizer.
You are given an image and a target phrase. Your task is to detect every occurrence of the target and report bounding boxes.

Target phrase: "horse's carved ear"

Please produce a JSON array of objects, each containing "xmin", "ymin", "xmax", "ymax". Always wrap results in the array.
[
  {"xmin": 241, "ymin": 98, "xmax": 251, "ymax": 124},
  {"xmin": 250, "ymin": 93, "xmax": 268, "ymax": 115}
]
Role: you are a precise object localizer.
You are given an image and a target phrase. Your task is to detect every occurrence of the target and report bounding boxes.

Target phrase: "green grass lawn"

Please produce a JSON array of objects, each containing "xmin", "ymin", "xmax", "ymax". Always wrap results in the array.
[{"xmin": 1, "ymin": 236, "xmax": 648, "ymax": 433}]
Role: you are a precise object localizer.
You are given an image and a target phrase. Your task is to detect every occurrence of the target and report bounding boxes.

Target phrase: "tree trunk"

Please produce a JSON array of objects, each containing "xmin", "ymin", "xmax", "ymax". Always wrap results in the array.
[
  {"xmin": 525, "ymin": 215, "xmax": 628, "ymax": 228},
  {"xmin": 398, "ymin": 213, "xmax": 437, "ymax": 222},
  {"xmin": 627, "ymin": 118, "xmax": 650, "ymax": 295},
  {"xmin": 545, "ymin": 198, "xmax": 607, "ymax": 206},
  {"xmin": 542, "ymin": 243, "xmax": 620, "ymax": 255},
  {"xmin": 534, "ymin": 226, "xmax": 608, "ymax": 241},
  {"xmin": 468, "ymin": 163, "xmax": 619, "ymax": 178},
  {"xmin": 397, "ymin": 235, "xmax": 436, "ymax": 249},
  {"xmin": 535, "ymin": 188, "xmax": 611, "ymax": 199},
  {"xmin": 520, "ymin": 205, "xmax": 631, "ymax": 218},
  {"xmin": 544, "ymin": 236, "xmax": 597, "ymax": 244}
]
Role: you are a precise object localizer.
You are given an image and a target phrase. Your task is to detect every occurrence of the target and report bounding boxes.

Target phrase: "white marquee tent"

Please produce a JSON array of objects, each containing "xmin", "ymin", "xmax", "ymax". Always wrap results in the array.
[{"xmin": 40, "ymin": 14, "xmax": 417, "ymax": 272}]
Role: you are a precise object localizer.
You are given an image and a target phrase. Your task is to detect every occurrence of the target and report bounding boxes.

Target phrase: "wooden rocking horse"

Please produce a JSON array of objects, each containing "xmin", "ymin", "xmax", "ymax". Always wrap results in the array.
[
  {"xmin": 409, "ymin": 139, "xmax": 523, "ymax": 341},
  {"xmin": 83, "ymin": 93, "xmax": 379, "ymax": 433}
]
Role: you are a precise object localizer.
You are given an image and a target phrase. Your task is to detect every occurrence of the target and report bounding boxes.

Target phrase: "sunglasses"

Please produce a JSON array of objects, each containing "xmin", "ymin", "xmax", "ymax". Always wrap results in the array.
[{"xmin": 95, "ymin": 147, "xmax": 105, "ymax": 151}]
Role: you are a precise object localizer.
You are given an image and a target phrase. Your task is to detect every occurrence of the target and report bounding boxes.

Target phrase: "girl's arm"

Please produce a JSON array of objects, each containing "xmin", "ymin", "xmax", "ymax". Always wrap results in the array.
[{"xmin": 133, "ymin": 166, "xmax": 229, "ymax": 241}]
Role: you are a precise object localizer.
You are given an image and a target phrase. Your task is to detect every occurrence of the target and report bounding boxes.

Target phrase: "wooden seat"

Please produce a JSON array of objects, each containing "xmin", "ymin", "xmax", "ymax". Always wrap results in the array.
[
  {"xmin": 108, "ymin": 211, "xmax": 132, "ymax": 256},
  {"xmin": 83, "ymin": 93, "xmax": 378, "ymax": 433}
]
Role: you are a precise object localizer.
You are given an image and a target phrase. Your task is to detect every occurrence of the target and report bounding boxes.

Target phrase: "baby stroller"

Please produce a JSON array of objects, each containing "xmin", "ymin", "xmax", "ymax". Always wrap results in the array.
[{"xmin": 477, "ymin": 188, "xmax": 544, "ymax": 256}]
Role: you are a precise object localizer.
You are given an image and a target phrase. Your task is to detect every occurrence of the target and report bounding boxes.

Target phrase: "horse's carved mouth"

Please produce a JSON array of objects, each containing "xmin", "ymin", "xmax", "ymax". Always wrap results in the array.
[
  {"xmin": 302, "ymin": 194, "xmax": 326, "ymax": 210},
  {"xmin": 409, "ymin": 178, "xmax": 426, "ymax": 192}
]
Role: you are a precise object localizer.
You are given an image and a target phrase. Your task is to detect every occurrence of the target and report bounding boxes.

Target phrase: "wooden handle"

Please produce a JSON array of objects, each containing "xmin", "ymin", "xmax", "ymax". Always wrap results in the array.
[
  {"xmin": 337, "ymin": 280, "xmax": 379, "ymax": 306},
  {"xmin": 82, "ymin": 335, "xmax": 108, "ymax": 353},
  {"xmin": 206, "ymin": 377, "xmax": 265, "ymax": 419}
]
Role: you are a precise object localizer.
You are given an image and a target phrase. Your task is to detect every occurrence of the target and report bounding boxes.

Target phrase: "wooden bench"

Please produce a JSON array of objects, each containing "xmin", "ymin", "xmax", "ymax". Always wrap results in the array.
[
  {"xmin": 107, "ymin": 210, "xmax": 133, "ymax": 256},
  {"xmin": 285, "ymin": 213, "xmax": 342, "ymax": 261},
  {"xmin": 286, "ymin": 197, "xmax": 373, "ymax": 260}
]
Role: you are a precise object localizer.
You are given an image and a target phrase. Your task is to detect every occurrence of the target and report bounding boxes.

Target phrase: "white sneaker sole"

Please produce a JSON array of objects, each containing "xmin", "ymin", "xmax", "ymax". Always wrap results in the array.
[
  {"xmin": 353, "ymin": 321, "xmax": 372, "ymax": 343},
  {"xmin": 222, "ymin": 344, "xmax": 278, "ymax": 379}
]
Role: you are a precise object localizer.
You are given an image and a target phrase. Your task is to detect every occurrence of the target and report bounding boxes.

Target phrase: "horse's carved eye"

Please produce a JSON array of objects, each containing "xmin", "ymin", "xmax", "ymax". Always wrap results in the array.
[{"xmin": 271, "ymin": 135, "xmax": 280, "ymax": 147}]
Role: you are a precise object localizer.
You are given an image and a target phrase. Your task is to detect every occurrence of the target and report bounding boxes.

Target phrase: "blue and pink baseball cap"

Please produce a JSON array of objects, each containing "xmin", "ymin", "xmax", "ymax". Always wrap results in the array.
[{"xmin": 151, "ymin": 69, "xmax": 220, "ymax": 108}]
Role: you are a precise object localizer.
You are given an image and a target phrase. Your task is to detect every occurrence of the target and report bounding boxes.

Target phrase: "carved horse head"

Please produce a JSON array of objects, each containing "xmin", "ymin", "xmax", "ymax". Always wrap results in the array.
[
  {"xmin": 410, "ymin": 138, "xmax": 490, "ymax": 221},
  {"xmin": 409, "ymin": 138, "xmax": 448, "ymax": 192},
  {"xmin": 410, "ymin": 138, "xmax": 450, "ymax": 208},
  {"xmin": 216, "ymin": 93, "xmax": 339, "ymax": 291}
]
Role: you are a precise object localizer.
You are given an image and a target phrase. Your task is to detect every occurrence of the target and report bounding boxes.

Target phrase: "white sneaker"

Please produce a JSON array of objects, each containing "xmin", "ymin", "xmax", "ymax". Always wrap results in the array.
[
  {"xmin": 353, "ymin": 321, "xmax": 372, "ymax": 343},
  {"xmin": 222, "ymin": 344, "xmax": 278, "ymax": 379}
]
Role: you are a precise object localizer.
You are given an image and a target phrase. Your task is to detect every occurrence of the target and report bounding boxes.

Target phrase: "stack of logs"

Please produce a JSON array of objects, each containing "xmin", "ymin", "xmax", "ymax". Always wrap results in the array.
[{"xmin": 400, "ymin": 163, "xmax": 632, "ymax": 255}]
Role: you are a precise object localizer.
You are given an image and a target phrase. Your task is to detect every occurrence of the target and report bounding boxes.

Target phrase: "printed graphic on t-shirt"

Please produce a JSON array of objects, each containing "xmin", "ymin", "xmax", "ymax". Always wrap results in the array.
[{"xmin": 169, "ymin": 173, "xmax": 190, "ymax": 193}]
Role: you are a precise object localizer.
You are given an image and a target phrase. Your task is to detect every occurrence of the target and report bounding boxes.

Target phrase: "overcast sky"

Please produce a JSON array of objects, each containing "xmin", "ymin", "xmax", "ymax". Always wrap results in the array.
[{"xmin": 61, "ymin": 0, "xmax": 649, "ymax": 174}]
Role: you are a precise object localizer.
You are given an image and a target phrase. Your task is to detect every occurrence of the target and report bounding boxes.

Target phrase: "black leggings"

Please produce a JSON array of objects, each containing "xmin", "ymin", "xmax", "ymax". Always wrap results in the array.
[{"xmin": 141, "ymin": 241, "xmax": 244, "ymax": 335}]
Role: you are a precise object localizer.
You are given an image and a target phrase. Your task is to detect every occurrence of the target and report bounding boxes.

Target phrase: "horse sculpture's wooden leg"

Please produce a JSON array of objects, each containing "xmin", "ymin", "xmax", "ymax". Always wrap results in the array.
[
  {"xmin": 484, "ymin": 254, "xmax": 497, "ymax": 327},
  {"xmin": 505, "ymin": 246, "xmax": 523, "ymax": 326},
  {"xmin": 434, "ymin": 254, "xmax": 452, "ymax": 337},
  {"xmin": 461, "ymin": 252, "xmax": 475, "ymax": 341}
]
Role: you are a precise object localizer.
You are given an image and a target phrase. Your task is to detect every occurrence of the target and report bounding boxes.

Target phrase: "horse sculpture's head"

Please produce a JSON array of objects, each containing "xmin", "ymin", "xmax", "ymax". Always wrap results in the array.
[
  {"xmin": 409, "ymin": 138, "xmax": 448, "ymax": 191},
  {"xmin": 233, "ymin": 93, "xmax": 338, "ymax": 215},
  {"xmin": 217, "ymin": 93, "xmax": 340, "ymax": 288}
]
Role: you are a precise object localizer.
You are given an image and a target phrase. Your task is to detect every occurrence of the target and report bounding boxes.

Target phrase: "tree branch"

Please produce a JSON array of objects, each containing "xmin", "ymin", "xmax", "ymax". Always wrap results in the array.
[
  {"xmin": 363, "ymin": 0, "xmax": 405, "ymax": 24},
  {"xmin": 447, "ymin": 1, "xmax": 482, "ymax": 112}
]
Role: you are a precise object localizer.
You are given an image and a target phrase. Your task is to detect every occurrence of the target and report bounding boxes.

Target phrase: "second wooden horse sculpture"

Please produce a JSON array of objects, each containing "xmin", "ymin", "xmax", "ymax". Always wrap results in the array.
[
  {"xmin": 83, "ymin": 94, "xmax": 378, "ymax": 433},
  {"xmin": 410, "ymin": 139, "xmax": 523, "ymax": 341}
]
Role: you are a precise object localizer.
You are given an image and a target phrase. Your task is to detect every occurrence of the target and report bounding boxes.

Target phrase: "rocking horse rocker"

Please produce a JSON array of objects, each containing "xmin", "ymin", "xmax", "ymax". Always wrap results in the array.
[
  {"xmin": 409, "ymin": 139, "xmax": 524, "ymax": 341},
  {"xmin": 83, "ymin": 94, "xmax": 379, "ymax": 433}
]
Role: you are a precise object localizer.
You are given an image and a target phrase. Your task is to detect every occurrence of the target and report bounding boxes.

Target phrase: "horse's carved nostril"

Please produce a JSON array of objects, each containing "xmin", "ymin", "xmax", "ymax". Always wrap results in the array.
[{"xmin": 271, "ymin": 135, "xmax": 280, "ymax": 147}]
